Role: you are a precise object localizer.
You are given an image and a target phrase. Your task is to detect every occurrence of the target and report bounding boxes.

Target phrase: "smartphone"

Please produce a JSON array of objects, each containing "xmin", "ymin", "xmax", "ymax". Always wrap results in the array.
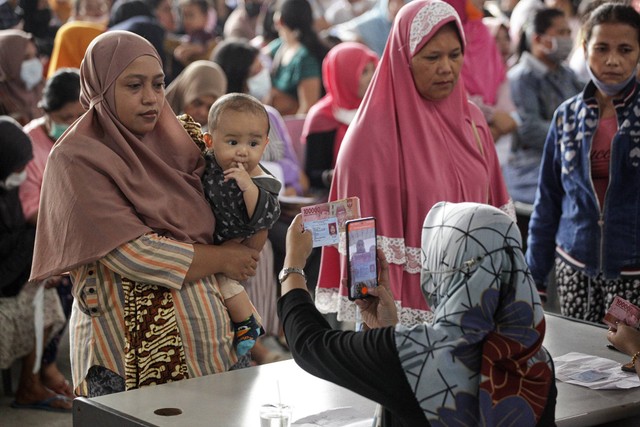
[{"xmin": 346, "ymin": 217, "xmax": 378, "ymax": 300}]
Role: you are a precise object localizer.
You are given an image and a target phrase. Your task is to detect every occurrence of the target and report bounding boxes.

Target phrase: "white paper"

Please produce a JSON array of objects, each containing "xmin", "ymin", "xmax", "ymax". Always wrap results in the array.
[
  {"xmin": 292, "ymin": 406, "xmax": 374, "ymax": 427},
  {"xmin": 554, "ymin": 352, "xmax": 640, "ymax": 389}
]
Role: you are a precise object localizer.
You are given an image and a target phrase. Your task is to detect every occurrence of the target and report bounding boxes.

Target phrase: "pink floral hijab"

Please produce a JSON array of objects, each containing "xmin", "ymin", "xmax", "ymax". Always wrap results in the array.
[
  {"xmin": 31, "ymin": 31, "xmax": 214, "ymax": 280},
  {"xmin": 301, "ymin": 42, "xmax": 379, "ymax": 165},
  {"xmin": 315, "ymin": 0, "xmax": 512, "ymax": 325}
]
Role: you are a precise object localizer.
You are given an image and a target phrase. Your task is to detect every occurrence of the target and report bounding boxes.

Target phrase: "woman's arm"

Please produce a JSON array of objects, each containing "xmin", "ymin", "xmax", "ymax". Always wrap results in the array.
[
  {"xmin": 608, "ymin": 323, "xmax": 640, "ymax": 378},
  {"xmin": 187, "ymin": 240, "xmax": 259, "ymax": 282},
  {"xmin": 101, "ymin": 233, "xmax": 260, "ymax": 288},
  {"xmin": 277, "ymin": 215, "xmax": 424, "ymax": 423},
  {"xmin": 296, "ymin": 77, "xmax": 322, "ymax": 114}
]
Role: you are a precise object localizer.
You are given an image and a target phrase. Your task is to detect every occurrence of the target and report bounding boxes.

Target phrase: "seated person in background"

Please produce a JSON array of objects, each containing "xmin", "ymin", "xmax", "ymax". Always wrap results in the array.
[
  {"xmin": 278, "ymin": 202, "xmax": 556, "ymax": 426},
  {"xmin": 0, "ymin": 116, "xmax": 71, "ymax": 411},
  {"xmin": 324, "ymin": 0, "xmax": 376, "ymax": 26},
  {"xmin": 0, "ymin": 30, "xmax": 45, "ymax": 126},
  {"xmin": 608, "ymin": 321, "xmax": 640, "ymax": 378},
  {"xmin": 19, "ymin": 68, "xmax": 83, "ymax": 399},
  {"xmin": 21, "ymin": 69, "xmax": 84, "ymax": 225},
  {"xmin": 504, "ymin": 7, "xmax": 582, "ymax": 204},
  {"xmin": 329, "ymin": 0, "xmax": 405, "ymax": 57},
  {"xmin": 179, "ymin": 93, "xmax": 282, "ymax": 355},
  {"xmin": 166, "ymin": 60, "xmax": 228, "ymax": 131},
  {"xmin": 107, "ymin": 0, "xmax": 168, "ymax": 73},
  {"xmin": 266, "ymin": 0, "xmax": 328, "ymax": 115},
  {"xmin": 173, "ymin": 0, "xmax": 217, "ymax": 67},
  {"xmin": 302, "ymin": 42, "xmax": 378, "ymax": 194},
  {"xmin": 223, "ymin": 0, "xmax": 265, "ymax": 40}
]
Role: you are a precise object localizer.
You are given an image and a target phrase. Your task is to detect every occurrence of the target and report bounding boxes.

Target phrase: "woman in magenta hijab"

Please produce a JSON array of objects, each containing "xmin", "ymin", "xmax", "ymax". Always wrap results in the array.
[
  {"xmin": 315, "ymin": 0, "xmax": 513, "ymax": 325},
  {"xmin": 301, "ymin": 42, "xmax": 379, "ymax": 193}
]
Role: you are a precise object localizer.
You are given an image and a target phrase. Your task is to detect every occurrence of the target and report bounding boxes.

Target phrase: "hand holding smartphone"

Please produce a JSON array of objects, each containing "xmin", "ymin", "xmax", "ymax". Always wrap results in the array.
[{"xmin": 346, "ymin": 217, "xmax": 378, "ymax": 300}]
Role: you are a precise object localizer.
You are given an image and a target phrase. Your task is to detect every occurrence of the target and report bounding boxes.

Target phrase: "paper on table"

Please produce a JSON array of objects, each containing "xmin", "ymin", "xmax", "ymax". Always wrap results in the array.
[
  {"xmin": 292, "ymin": 406, "xmax": 374, "ymax": 426},
  {"xmin": 554, "ymin": 352, "xmax": 640, "ymax": 389}
]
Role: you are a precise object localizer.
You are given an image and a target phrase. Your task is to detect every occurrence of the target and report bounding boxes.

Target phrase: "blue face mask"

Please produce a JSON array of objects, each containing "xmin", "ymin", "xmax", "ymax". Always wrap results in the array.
[
  {"xmin": 587, "ymin": 65, "xmax": 638, "ymax": 97},
  {"xmin": 48, "ymin": 121, "xmax": 69, "ymax": 140}
]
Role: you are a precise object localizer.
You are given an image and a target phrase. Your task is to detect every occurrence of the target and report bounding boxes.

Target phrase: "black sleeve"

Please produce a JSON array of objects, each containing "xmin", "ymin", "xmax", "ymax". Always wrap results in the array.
[
  {"xmin": 248, "ymin": 176, "xmax": 281, "ymax": 231},
  {"xmin": 0, "ymin": 228, "xmax": 35, "ymax": 297},
  {"xmin": 277, "ymin": 289, "xmax": 427, "ymax": 426},
  {"xmin": 304, "ymin": 130, "xmax": 336, "ymax": 190}
]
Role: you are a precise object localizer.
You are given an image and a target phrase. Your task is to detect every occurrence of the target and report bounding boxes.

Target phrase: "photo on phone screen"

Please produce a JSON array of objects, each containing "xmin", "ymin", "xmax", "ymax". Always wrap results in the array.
[{"xmin": 346, "ymin": 217, "xmax": 378, "ymax": 300}]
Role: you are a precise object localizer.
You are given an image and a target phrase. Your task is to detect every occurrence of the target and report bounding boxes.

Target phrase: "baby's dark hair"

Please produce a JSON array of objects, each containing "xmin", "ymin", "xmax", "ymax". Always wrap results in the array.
[{"xmin": 208, "ymin": 93, "xmax": 270, "ymax": 135}]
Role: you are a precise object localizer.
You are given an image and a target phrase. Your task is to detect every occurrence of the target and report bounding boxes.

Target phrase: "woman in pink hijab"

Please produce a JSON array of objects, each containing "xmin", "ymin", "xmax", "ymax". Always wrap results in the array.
[
  {"xmin": 315, "ymin": 0, "xmax": 513, "ymax": 326},
  {"xmin": 31, "ymin": 31, "xmax": 259, "ymax": 396},
  {"xmin": 448, "ymin": 0, "xmax": 517, "ymax": 142},
  {"xmin": 301, "ymin": 42, "xmax": 379, "ymax": 193}
]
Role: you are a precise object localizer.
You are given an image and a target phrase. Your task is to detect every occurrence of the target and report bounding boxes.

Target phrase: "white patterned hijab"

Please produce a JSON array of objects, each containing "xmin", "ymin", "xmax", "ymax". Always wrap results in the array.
[{"xmin": 394, "ymin": 202, "xmax": 553, "ymax": 426}]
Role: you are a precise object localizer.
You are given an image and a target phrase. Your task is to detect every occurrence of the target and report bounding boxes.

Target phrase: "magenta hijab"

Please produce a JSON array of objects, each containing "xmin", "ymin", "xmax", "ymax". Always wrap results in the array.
[
  {"xmin": 31, "ymin": 31, "xmax": 214, "ymax": 280},
  {"xmin": 301, "ymin": 42, "xmax": 379, "ymax": 165},
  {"xmin": 315, "ymin": 0, "xmax": 511, "ymax": 324}
]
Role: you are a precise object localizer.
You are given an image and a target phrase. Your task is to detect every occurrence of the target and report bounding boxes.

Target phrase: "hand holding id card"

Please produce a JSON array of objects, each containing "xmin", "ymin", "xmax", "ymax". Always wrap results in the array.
[{"xmin": 301, "ymin": 197, "xmax": 361, "ymax": 247}]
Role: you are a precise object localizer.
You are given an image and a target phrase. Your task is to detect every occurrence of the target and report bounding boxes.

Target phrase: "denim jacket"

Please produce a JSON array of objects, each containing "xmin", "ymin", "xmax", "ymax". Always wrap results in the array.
[{"xmin": 526, "ymin": 79, "xmax": 640, "ymax": 287}]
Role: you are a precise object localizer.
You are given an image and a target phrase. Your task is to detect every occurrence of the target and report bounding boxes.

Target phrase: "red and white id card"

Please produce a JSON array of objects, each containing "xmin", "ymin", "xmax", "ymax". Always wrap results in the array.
[{"xmin": 603, "ymin": 296, "xmax": 640, "ymax": 329}]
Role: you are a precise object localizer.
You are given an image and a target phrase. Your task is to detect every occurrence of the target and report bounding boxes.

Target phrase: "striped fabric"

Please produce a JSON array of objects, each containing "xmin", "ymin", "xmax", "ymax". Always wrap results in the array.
[{"xmin": 69, "ymin": 233, "xmax": 236, "ymax": 396}]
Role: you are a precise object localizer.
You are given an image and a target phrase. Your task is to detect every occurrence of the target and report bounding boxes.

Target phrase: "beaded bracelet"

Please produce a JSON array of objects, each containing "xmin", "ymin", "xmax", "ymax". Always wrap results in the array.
[{"xmin": 632, "ymin": 351, "xmax": 640, "ymax": 366}]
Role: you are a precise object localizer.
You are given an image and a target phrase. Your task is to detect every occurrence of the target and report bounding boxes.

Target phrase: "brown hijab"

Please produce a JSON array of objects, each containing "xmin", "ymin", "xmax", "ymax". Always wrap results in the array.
[
  {"xmin": 31, "ymin": 31, "xmax": 215, "ymax": 281},
  {"xmin": 165, "ymin": 60, "xmax": 227, "ymax": 116},
  {"xmin": 0, "ymin": 29, "xmax": 44, "ymax": 124}
]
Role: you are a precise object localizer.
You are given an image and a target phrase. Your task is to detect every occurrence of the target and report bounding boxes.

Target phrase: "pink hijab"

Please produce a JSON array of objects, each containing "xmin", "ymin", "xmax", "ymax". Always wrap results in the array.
[
  {"xmin": 315, "ymin": 0, "xmax": 512, "ymax": 325},
  {"xmin": 31, "ymin": 31, "xmax": 214, "ymax": 281},
  {"xmin": 448, "ymin": 0, "xmax": 506, "ymax": 105},
  {"xmin": 301, "ymin": 42, "xmax": 379, "ymax": 165},
  {"xmin": 0, "ymin": 30, "xmax": 44, "ymax": 124}
]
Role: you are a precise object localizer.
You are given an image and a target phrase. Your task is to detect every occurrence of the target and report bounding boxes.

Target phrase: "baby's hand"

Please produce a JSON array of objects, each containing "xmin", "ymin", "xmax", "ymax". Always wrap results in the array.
[{"xmin": 224, "ymin": 162, "xmax": 254, "ymax": 192}]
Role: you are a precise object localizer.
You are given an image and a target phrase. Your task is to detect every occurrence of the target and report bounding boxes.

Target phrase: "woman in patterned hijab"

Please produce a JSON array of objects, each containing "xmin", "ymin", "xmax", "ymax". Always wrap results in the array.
[{"xmin": 278, "ymin": 202, "xmax": 556, "ymax": 426}]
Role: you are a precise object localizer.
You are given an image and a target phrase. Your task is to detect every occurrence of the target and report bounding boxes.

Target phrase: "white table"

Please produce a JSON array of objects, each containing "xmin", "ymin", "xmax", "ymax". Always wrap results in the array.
[{"xmin": 73, "ymin": 313, "xmax": 640, "ymax": 427}]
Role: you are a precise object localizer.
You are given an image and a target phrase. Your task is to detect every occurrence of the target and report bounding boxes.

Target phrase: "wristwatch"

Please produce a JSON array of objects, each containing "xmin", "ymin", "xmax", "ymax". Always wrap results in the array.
[{"xmin": 278, "ymin": 267, "xmax": 306, "ymax": 285}]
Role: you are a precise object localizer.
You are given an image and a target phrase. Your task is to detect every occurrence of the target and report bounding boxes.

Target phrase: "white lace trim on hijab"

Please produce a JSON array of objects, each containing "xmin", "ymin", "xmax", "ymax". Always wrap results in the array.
[{"xmin": 409, "ymin": 1, "xmax": 462, "ymax": 55}]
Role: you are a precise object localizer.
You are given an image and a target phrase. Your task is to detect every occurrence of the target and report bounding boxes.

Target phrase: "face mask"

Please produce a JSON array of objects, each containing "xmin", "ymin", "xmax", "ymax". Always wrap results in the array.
[
  {"xmin": 247, "ymin": 68, "xmax": 272, "ymax": 101},
  {"xmin": 245, "ymin": 2, "xmax": 262, "ymax": 18},
  {"xmin": 586, "ymin": 64, "xmax": 637, "ymax": 97},
  {"xmin": 0, "ymin": 170, "xmax": 27, "ymax": 190},
  {"xmin": 20, "ymin": 58, "xmax": 43, "ymax": 90},
  {"xmin": 49, "ymin": 121, "xmax": 69, "ymax": 140},
  {"xmin": 334, "ymin": 107, "xmax": 357, "ymax": 125},
  {"xmin": 542, "ymin": 36, "xmax": 573, "ymax": 64}
]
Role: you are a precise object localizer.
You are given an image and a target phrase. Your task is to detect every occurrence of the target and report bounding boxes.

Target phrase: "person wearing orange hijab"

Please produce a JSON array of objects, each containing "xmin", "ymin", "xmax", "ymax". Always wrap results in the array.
[{"xmin": 47, "ymin": 20, "xmax": 105, "ymax": 77}]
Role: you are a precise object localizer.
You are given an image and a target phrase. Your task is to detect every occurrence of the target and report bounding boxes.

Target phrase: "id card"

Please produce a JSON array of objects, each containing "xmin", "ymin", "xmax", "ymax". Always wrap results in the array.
[{"xmin": 301, "ymin": 197, "xmax": 361, "ymax": 247}]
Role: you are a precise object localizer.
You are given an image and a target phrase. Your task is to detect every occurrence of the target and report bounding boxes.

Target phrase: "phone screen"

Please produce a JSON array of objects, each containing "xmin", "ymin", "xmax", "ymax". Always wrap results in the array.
[{"xmin": 346, "ymin": 217, "xmax": 378, "ymax": 300}]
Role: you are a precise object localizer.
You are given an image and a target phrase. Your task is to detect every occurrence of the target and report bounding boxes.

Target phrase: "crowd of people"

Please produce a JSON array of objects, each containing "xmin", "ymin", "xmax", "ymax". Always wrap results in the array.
[{"xmin": 1, "ymin": 0, "xmax": 640, "ymax": 424}]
